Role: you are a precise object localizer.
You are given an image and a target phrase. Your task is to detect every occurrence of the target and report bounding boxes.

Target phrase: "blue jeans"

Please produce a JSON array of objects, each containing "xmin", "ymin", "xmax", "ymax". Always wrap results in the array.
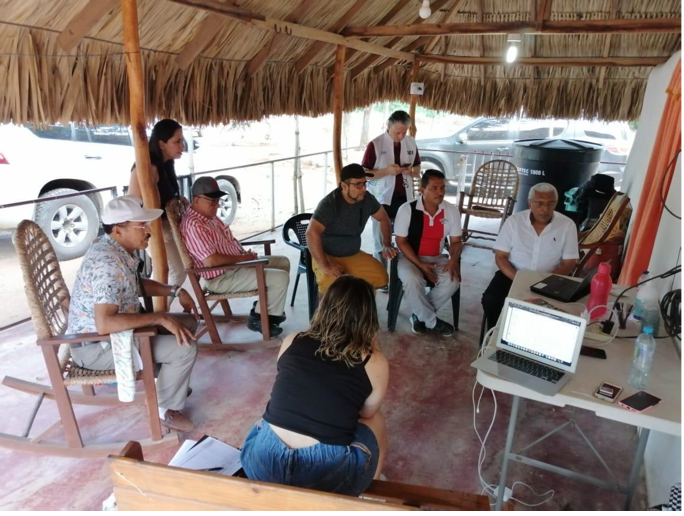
[{"xmin": 240, "ymin": 420, "xmax": 378, "ymax": 496}]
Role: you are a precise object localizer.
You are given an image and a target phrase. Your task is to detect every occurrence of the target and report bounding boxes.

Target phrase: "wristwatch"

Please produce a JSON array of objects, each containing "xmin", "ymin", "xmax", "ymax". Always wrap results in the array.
[{"xmin": 169, "ymin": 285, "xmax": 181, "ymax": 298}]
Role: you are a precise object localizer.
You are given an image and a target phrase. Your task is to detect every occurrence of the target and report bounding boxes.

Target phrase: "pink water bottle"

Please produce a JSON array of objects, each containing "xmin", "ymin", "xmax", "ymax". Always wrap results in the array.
[{"xmin": 586, "ymin": 262, "xmax": 612, "ymax": 320}]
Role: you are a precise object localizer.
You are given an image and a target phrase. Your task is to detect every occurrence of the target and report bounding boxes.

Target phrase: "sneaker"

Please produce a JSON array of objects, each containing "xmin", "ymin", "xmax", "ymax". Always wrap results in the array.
[
  {"xmin": 433, "ymin": 318, "xmax": 455, "ymax": 337},
  {"xmin": 160, "ymin": 409, "xmax": 194, "ymax": 433},
  {"xmin": 246, "ymin": 313, "xmax": 284, "ymax": 337},
  {"xmin": 251, "ymin": 301, "xmax": 286, "ymax": 325},
  {"xmin": 411, "ymin": 314, "xmax": 426, "ymax": 336}
]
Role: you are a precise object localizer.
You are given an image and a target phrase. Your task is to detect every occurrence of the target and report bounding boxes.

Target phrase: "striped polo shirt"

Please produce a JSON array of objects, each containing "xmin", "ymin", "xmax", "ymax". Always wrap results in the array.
[{"xmin": 180, "ymin": 207, "xmax": 244, "ymax": 280}]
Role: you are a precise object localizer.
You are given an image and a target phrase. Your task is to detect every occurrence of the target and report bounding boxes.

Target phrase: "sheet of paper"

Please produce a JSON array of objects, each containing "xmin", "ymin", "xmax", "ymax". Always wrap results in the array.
[
  {"xmin": 168, "ymin": 439, "xmax": 197, "ymax": 467},
  {"xmin": 168, "ymin": 436, "xmax": 241, "ymax": 476}
]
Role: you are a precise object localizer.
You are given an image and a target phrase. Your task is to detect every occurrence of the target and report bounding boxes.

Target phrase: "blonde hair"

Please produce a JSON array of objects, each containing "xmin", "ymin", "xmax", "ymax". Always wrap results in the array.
[{"xmin": 302, "ymin": 275, "xmax": 378, "ymax": 368}]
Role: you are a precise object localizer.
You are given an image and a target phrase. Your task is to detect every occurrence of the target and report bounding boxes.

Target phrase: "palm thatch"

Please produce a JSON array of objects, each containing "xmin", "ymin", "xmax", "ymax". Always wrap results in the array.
[{"xmin": 0, "ymin": 0, "xmax": 680, "ymax": 125}]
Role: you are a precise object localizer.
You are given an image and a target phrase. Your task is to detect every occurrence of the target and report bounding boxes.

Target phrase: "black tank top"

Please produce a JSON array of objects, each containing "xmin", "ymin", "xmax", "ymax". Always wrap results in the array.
[
  {"xmin": 263, "ymin": 334, "xmax": 373, "ymax": 446},
  {"xmin": 156, "ymin": 161, "xmax": 179, "ymax": 213}
]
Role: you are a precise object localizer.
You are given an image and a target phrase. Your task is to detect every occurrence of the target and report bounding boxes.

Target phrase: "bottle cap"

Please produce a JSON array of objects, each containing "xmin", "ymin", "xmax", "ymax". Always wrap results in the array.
[
  {"xmin": 598, "ymin": 262, "xmax": 612, "ymax": 275},
  {"xmin": 642, "ymin": 326, "xmax": 654, "ymax": 334}
]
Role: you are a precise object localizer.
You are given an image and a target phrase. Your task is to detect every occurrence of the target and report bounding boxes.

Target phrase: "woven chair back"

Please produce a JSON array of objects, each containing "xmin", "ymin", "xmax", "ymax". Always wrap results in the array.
[
  {"xmin": 579, "ymin": 192, "xmax": 632, "ymax": 246},
  {"xmin": 165, "ymin": 197, "xmax": 194, "ymax": 271},
  {"xmin": 470, "ymin": 160, "xmax": 519, "ymax": 210}
]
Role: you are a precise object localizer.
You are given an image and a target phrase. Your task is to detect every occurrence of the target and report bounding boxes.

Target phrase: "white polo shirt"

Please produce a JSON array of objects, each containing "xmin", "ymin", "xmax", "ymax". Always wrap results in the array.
[
  {"xmin": 494, "ymin": 209, "xmax": 579, "ymax": 272},
  {"xmin": 394, "ymin": 196, "xmax": 462, "ymax": 255}
]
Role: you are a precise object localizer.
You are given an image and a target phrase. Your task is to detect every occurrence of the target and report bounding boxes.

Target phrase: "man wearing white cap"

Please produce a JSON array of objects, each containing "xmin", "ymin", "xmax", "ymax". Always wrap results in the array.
[{"xmin": 66, "ymin": 195, "xmax": 200, "ymax": 433}]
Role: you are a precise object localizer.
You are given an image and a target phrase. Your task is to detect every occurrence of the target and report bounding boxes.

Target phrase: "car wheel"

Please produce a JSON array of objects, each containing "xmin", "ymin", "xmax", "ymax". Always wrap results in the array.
[
  {"xmin": 215, "ymin": 178, "xmax": 238, "ymax": 225},
  {"xmin": 34, "ymin": 188, "xmax": 99, "ymax": 261}
]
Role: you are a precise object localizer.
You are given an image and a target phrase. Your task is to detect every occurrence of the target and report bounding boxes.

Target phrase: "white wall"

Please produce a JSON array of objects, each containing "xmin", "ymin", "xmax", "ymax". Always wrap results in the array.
[{"xmin": 620, "ymin": 52, "xmax": 681, "ymax": 507}]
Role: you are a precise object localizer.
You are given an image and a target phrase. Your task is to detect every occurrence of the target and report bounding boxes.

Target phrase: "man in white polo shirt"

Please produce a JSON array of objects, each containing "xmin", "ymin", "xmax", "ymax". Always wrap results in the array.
[
  {"xmin": 394, "ymin": 170, "xmax": 463, "ymax": 337},
  {"xmin": 482, "ymin": 182, "xmax": 579, "ymax": 329}
]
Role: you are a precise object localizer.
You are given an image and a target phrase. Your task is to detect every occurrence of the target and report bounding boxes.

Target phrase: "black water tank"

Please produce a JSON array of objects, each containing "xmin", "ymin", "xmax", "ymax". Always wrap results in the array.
[{"xmin": 512, "ymin": 139, "xmax": 603, "ymax": 216}]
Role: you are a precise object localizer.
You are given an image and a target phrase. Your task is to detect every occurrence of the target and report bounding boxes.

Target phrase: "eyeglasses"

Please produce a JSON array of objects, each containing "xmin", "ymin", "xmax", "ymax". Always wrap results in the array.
[
  {"xmin": 118, "ymin": 222, "xmax": 151, "ymax": 230},
  {"xmin": 198, "ymin": 196, "xmax": 220, "ymax": 206},
  {"xmin": 346, "ymin": 181, "xmax": 368, "ymax": 189},
  {"xmin": 530, "ymin": 200, "xmax": 557, "ymax": 208}
]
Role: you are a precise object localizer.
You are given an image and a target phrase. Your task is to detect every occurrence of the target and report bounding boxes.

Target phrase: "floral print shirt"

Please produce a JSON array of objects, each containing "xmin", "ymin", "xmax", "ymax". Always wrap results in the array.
[{"xmin": 67, "ymin": 234, "xmax": 141, "ymax": 336}]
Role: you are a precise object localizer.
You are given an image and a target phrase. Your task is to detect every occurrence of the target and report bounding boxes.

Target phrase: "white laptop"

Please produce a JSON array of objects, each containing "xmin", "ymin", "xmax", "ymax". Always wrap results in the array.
[{"xmin": 471, "ymin": 298, "xmax": 587, "ymax": 396}]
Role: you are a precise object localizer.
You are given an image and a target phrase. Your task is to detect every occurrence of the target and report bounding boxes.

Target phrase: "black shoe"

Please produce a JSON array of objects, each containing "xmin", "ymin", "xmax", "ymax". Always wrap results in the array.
[
  {"xmin": 432, "ymin": 318, "xmax": 454, "ymax": 337},
  {"xmin": 246, "ymin": 313, "xmax": 284, "ymax": 337},
  {"xmin": 378, "ymin": 285, "xmax": 389, "ymax": 293},
  {"xmin": 251, "ymin": 301, "xmax": 286, "ymax": 325},
  {"xmin": 411, "ymin": 314, "xmax": 426, "ymax": 336}
]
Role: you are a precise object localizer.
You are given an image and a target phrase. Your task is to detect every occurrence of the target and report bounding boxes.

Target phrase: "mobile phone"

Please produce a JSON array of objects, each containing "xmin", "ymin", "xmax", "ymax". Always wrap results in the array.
[
  {"xmin": 619, "ymin": 391, "xmax": 662, "ymax": 412},
  {"xmin": 580, "ymin": 345, "xmax": 607, "ymax": 359},
  {"xmin": 593, "ymin": 382, "xmax": 622, "ymax": 402}
]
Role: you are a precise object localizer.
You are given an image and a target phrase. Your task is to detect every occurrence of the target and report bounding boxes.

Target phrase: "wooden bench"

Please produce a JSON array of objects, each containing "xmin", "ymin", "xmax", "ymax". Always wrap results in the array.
[{"xmin": 109, "ymin": 441, "xmax": 505, "ymax": 511}]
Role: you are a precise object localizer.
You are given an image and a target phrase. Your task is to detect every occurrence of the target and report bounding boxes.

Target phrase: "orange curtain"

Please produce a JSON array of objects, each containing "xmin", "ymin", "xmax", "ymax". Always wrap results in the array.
[{"xmin": 618, "ymin": 60, "xmax": 681, "ymax": 286}]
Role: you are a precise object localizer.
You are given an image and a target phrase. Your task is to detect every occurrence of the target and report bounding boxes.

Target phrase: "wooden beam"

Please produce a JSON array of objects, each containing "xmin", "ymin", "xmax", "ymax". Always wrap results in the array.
[
  {"xmin": 168, "ymin": 0, "xmax": 415, "ymax": 62},
  {"xmin": 349, "ymin": 0, "xmax": 450, "ymax": 80},
  {"xmin": 342, "ymin": 17, "xmax": 681, "ymax": 37},
  {"xmin": 408, "ymin": 61, "xmax": 420, "ymax": 138},
  {"xmin": 476, "ymin": 0, "xmax": 484, "ymax": 86},
  {"xmin": 599, "ymin": 0, "xmax": 620, "ymax": 89},
  {"xmin": 57, "ymin": 0, "xmax": 119, "ymax": 52},
  {"xmin": 424, "ymin": 0, "xmax": 466, "ymax": 54},
  {"xmin": 246, "ymin": 0, "xmax": 318, "ymax": 77},
  {"xmin": 332, "ymin": 45, "xmax": 345, "ymax": 183},
  {"xmin": 122, "ymin": 0, "xmax": 168, "ymax": 310},
  {"xmin": 339, "ymin": 0, "xmax": 412, "ymax": 73},
  {"xmin": 417, "ymin": 55, "xmax": 669, "ymax": 67},
  {"xmin": 175, "ymin": 14, "xmax": 224, "ymax": 70},
  {"xmin": 294, "ymin": 0, "xmax": 367, "ymax": 73},
  {"xmin": 536, "ymin": 0, "xmax": 553, "ymax": 31},
  {"xmin": 374, "ymin": 0, "xmax": 464, "ymax": 75}
]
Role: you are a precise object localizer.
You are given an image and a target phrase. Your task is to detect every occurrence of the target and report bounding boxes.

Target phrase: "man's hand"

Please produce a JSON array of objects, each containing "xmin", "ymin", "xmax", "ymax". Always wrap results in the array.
[
  {"xmin": 178, "ymin": 289, "xmax": 199, "ymax": 320},
  {"xmin": 381, "ymin": 245, "xmax": 398, "ymax": 260},
  {"xmin": 239, "ymin": 250, "xmax": 259, "ymax": 261},
  {"xmin": 419, "ymin": 261, "xmax": 439, "ymax": 284},
  {"xmin": 159, "ymin": 315, "xmax": 195, "ymax": 347},
  {"xmin": 322, "ymin": 262, "xmax": 343, "ymax": 278},
  {"xmin": 387, "ymin": 164, "xmax": 404, "ymax": 176},
  {"xmin": 442, "ymin": 257, "xmax": 461, "ymax": 282}
]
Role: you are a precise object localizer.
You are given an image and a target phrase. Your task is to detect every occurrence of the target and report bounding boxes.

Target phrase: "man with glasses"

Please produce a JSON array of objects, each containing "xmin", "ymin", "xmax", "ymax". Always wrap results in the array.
[
  {"xmin": 67, "ymin": 195, "xmax": 200, "ymax": 433},
  {"xmin": 307, "ymin": 163, "xmax": 396, "ymax": 293},
  {"xmin": 181, "ymin": 177, "xmax": 290, "ymax": 337},
  {"xmin": 481, "ymin": 183, "xmax": 579, "ymax": 330}
]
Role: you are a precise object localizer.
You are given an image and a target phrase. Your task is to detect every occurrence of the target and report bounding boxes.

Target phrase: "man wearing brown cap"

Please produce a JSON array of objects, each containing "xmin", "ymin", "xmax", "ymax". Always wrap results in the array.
[
  {"xmin": 181, "ymin": 177, "xmax": 290, "ymax": 337},
  {"xmin": 307, "ymin": 164, "xmax": 397, "ymax": 293}
]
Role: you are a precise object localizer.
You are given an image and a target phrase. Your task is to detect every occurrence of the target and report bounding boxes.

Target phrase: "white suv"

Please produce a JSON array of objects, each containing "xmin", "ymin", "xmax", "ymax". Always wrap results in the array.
[{"xmin": 0, "ymin": 123, "xmax": 240, "ymax": 260}]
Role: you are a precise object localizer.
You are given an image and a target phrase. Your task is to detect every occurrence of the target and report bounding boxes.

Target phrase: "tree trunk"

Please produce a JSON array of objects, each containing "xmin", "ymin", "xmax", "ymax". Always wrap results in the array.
[{"xmin": 360, "ymin": 105, "xmax": 372, "ymax": 147}]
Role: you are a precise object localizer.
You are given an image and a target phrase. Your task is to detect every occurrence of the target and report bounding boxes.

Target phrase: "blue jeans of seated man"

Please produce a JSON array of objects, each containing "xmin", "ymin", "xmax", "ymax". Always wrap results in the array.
[{"xmin": 240, "ymin": 420, "xmax": 378, "ymax": 497}]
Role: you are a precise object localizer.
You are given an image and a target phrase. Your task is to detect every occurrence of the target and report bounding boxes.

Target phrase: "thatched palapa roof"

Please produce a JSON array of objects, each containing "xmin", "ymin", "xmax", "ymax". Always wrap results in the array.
[{"xmin": 0, "ymin": 0, "xmax": 680, "ymax": 125}]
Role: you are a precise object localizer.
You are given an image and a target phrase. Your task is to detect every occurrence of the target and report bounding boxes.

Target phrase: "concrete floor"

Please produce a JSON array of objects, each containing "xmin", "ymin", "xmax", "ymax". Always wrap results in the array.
[{"xmin": 0, "ymin": 219, "xmax": 647, "ymax": 510}]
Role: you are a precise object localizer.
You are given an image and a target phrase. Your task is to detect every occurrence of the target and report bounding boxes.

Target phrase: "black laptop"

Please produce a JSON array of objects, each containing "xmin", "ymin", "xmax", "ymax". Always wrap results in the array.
[{"xmin": 530, "ymin": 267, "xmax": 599, "ymax": 303}]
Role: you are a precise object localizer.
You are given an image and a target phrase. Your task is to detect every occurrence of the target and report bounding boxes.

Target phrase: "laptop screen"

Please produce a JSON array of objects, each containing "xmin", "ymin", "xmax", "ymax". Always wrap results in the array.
[{"xmin": 499, "ymin": 300, "xmax": 584, "ymax": 369}]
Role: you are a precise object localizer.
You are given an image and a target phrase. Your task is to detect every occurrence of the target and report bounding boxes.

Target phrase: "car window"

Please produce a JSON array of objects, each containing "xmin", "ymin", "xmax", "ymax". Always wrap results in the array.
[
  {"xmin": 584, "ymin": 130, "xmax": 616, "ymax": 140},
  {"xmin": 26, "ymin": 124, "xmax": 72, "ymax": 141},
  {"xmin": 466, "ymin": 119, "xmax": 509, "ymax": 141},
  {"xmin": 518, "ymin": 119, "xmax": 568, "ymax": 139},
  {"xmin": 88, "ymin": 126, "xmax": 132, "ymax": 146}
]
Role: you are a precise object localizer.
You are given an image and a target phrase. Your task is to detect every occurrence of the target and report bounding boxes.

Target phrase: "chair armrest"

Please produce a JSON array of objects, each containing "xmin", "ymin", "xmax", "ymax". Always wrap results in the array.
[
  {"xmin": 188, "ymin": 258, "xmax": 268, "ymax": 274},
  {"xmin": 241, "ymin": 239, "xmax": 275, "ymax": 247},
  {"xmin": 284, "ymin": 240, "xmax": 306, "ymax": 253},
  {"xmin": 37, "ymin": 327, "xmax": 158, "ymax": 347}
]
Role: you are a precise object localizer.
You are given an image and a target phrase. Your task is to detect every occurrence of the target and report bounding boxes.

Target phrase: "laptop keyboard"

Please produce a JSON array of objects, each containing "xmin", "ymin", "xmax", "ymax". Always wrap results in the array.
[
  {"xmin": 546, "ymin": 279, "xmax": 578, "ymax": 297},
  {"xmin": 488, "ymin": 350, "xmax": 565, "ymax": 384}
]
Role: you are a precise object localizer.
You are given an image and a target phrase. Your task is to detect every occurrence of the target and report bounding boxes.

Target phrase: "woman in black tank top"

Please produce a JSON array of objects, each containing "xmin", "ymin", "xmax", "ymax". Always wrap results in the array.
[
  {"xmin": 240, "ymin": 276, "xmax": 390, "ymax": 496},
  {"xmin": 128, "ymin": 119, "xmax": 185, "ymax": 288}
]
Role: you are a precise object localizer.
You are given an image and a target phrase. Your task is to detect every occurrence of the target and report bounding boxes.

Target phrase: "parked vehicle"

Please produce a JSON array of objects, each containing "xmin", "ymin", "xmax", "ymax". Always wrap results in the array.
[
  {"xmin": 0, "ymin": 123, "xmax": 241, "ymax": 260},
  {"xmin": 417, "ymin": 117, "xmax": 633, "ymax": 190}
]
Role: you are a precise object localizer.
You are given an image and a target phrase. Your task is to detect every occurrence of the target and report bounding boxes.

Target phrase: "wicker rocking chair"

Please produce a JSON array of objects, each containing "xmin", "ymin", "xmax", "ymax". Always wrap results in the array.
[
  {"xmin": 166, "ymin": 197, "xmax": 281, "ymax": 351},
  {"xmin": 0, "ymin": 220, "xmax": 177, "ymax": 458},
  {"xmin": 459, "ymin": 160, "xmax": 519, "ymax": 250}
]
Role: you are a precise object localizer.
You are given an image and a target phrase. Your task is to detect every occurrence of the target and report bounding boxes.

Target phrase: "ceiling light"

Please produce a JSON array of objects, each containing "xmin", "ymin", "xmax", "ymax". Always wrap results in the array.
[
  {"xmin": 419, "ymin": 0, "xmax": 431, "ymax": 19},
  {"xmin": 505, "ymin": 34, "xmax": 522, "ymax": 64}
]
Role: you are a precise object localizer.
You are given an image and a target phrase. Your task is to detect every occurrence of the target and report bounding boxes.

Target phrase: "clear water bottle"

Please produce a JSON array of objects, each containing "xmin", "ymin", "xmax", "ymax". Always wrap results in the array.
[
  {"xmin": 640, "ymin": 302, "xmax": 660, "ymax": 335},
  {"xmin": 628, "ymin": 327, "xmax": 656, "ymax": 390},
  {"xmin": 634, "ymin": 271, "xmax": 657, "ymax": 321}
]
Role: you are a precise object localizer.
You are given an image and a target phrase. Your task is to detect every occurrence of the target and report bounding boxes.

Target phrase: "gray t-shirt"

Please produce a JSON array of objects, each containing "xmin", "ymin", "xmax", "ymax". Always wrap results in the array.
[{"xmin": 312, "ymin": 189, "xmax": 381, "ymax": 257}]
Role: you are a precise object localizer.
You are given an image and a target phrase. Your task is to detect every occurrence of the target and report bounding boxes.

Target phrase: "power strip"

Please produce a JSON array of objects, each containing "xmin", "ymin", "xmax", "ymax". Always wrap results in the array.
[
  {"xmin": 494, "ymin": 486, "xmax": 513, "ymax": 502},
  {"xmin": 584, "ymin": 324, "xmax": 612, "ymax": 342}
]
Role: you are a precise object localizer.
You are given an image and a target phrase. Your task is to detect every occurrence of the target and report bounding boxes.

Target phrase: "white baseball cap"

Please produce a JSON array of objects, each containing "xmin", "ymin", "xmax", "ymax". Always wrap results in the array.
[{"xmin": 102, "ymin": 195, "xmax": 163, "ymax": 225}]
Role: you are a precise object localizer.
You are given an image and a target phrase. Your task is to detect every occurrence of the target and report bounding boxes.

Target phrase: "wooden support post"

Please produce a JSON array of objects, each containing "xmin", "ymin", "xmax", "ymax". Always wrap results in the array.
[
  {"xmin": 121, "ymin": 0, "xmax": 168, "ymax": 312},
  {"xmin": 332, "ymin": 45, "xmax": 345, "ymax": 183},
  {"xmin": 408, "ymin": 61, "xmax": 420, "ymax": 138}
]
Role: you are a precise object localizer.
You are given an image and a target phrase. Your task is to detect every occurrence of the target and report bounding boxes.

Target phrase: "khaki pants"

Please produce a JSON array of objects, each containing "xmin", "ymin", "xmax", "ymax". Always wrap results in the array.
[
  {"xmin": 312, "ymin": 251, "xmax": 389, "ymax": 294},
  {"xmin": 146, "ymin": 218, "xmax": 187, "ymax": 288},
  {"xmin": 70, "ymin": 314, "xmax": 199, "ymax": 411},
  {"xmin": 204, "ymin": 256, "xmax": 290, "ymax": 316}
]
